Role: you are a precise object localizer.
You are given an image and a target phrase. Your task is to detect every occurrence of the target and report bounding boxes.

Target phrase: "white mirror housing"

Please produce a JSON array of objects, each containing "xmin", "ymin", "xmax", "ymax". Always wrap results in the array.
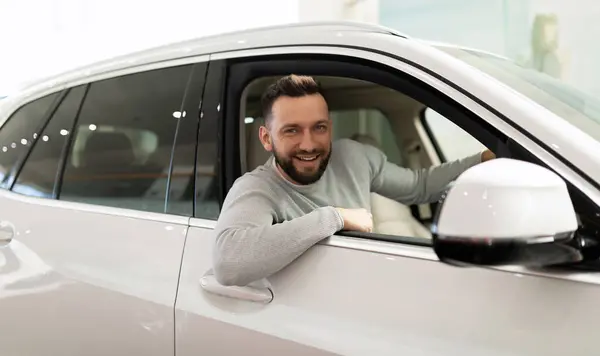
[{"xmin": 432, "ymin": 158, "xmax": 582, "ymax": 267}]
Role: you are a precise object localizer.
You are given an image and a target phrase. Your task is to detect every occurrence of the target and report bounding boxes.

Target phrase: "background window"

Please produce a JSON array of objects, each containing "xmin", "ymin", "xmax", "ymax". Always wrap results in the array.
[
  {"xmin": 422, "ymin": 108, "xmax": 487, "ymax": 162},
  {"xmin": 59, "ymin": 64, "xmax": 195, "ymax": 213},
  {"xmin": 0, "ymin": 92, "xmax": 59, "ymax": 187},
  {"xmin": 330, "ymin": 109, "xmax": 403, "ymax": 166},
  {"xmin": 13, "ymin": 86, "xmax": 87, "ymax": 198}
]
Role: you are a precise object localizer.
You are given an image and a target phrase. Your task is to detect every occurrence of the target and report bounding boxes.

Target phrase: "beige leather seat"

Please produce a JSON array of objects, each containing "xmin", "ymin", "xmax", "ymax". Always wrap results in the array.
[
  {"xmin": 350, "ymin": 134, "xmax": 431, "ymax": 239},
  {"xmin": 243, "ymin": 121, "xmax": 431, "ymax": 240}
]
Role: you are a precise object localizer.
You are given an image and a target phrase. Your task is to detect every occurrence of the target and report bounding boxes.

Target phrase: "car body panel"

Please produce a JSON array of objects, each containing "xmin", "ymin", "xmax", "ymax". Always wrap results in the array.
[
  {"xmin": 179, "ymin": 219, "xmax": 600, "ymax": 356},
  {"xmin": 0, "ymin": 189, "xmax": 187, "ymax": 355}
]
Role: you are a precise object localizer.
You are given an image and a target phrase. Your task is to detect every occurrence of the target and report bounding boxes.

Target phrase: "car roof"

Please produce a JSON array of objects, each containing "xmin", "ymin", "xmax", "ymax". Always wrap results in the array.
[
  {"xmin": 14, "ymin": 21, "xmax": 405, "ymax": 92},
  {"xmin": 5, "ymin": 21, "xmax": 503, "ymax": 107}
]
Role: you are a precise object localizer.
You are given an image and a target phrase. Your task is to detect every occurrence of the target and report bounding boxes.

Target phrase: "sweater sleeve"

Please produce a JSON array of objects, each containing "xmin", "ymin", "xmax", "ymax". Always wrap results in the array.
[
  {"xmin": 212, "ymin": 176, "xmax": 344, "ymax": 286},
  {"xmin": 362, "ymin": 143, "xmax": 482, "ymax": 205}
]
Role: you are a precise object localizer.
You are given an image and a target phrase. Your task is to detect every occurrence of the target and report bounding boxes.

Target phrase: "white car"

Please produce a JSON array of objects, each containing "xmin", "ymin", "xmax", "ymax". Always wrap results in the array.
[{"xmin": 0, "ymin": 21, "xmax": 599, "ymax": 356}]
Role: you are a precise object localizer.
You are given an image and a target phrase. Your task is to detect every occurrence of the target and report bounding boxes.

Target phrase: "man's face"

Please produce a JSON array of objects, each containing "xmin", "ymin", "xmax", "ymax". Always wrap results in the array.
[{"xmin": 260, "ymin": 93, "xmax": 332, "ymax": 185}]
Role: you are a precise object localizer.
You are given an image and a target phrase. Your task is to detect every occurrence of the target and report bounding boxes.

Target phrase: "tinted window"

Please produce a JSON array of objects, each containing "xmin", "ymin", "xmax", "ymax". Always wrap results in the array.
[
  {"xmin": 12, "ymin": 86, "xmax": 87, "ymax": 197},
  {"xmin": 0, "ymin": 92, "xmax": 59, "ymax": 187},
  {"xmin": 59, "ymin": 64, "xmax": 194, "ymax": 213}
]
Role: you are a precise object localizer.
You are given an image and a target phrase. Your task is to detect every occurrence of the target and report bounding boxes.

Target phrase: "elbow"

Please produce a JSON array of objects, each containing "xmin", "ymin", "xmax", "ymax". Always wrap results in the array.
[
  {"xmin": 212, "ymin": 227, "xmax": 266, "ymax": 287},
  {"xmin": 212, "ymin": 259, "xmax": 249, "ymax": 287}
]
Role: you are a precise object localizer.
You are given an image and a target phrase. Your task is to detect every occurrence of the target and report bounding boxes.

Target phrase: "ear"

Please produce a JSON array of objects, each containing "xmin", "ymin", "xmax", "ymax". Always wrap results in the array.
[{"xmin": 259, "ymin": 126, "xmax": 273, "ymax": 152}]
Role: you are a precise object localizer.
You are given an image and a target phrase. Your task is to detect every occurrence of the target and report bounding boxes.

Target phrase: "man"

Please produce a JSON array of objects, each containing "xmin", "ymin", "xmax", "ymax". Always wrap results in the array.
[{"xmin": 213, "ymin": 74, "xmax": 495, "ymax": 286}]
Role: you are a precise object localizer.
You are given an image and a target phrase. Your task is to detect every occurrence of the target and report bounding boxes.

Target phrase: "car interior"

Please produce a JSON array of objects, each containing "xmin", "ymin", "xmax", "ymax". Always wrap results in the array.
[{"xmin": 238, "ymin": 75, "xmax": 486, "ymax": 240}]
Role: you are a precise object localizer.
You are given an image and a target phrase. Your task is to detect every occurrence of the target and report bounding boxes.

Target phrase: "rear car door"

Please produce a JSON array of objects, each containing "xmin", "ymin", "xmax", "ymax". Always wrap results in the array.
[
  {"xmin": 0, "ymin": 59, "xmax": 208, "ymax": 355},
  {"xmin": 176, "ymin": 45, "xmax": 600, "ymax": 355}
]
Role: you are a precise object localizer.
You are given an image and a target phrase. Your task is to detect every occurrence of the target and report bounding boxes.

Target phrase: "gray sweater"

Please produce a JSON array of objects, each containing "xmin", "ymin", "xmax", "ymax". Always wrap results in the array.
[{"xmin": 212, "ymin": 139, "xmax": 481, "ymax": 286}]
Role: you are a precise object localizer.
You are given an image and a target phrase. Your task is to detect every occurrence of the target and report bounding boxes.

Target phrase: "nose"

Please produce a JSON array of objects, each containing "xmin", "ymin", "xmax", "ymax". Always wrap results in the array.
[{"xmin": 298, "ymin": 131, "xmax": 316, "ymax": 152}]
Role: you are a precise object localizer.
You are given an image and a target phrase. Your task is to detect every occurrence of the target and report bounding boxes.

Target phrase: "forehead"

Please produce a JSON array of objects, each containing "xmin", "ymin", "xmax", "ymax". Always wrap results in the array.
[{"xmin": 270, "ymin": 94, "xmax": 329, "ymax": 126}]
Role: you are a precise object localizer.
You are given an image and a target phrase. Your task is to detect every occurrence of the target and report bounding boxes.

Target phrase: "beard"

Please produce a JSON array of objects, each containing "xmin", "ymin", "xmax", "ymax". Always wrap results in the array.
[{"xmin": 272, "ymin": 142, "xmax": 332, "ymax": 185}]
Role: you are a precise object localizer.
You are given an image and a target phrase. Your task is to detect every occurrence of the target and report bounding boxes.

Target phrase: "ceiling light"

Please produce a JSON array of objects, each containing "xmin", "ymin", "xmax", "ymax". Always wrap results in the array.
[
  {"xmin": 60, "ymin": 129, "xmax": 69, "ymax": 136},
  {"xmin": 42, "ymin": 136, "xmax": 49, "ymax": 142},
  {"xmin": 244, "ymin": 117, "xmax": 254, "ymax": 124},
  {"xmin": 89, "ymin": 124, "xmax": 97, "ymax": 131}
]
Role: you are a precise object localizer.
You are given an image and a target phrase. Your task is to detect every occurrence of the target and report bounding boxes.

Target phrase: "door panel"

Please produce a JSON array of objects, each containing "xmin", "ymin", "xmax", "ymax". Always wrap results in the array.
[
  {"xmin": 178, "ymin": 223, "xmax": 600, "ymax": 356},
  {"xmin": 0, "ymin": 192, "xmax": 187, "ymax": 355},
  {"xmin": 174, "ymin": 49, "xmax": 600, "ymax": 355}
]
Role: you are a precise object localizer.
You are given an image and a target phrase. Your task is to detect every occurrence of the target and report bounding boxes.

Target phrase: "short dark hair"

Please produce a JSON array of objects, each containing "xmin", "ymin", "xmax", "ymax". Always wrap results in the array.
[{"xmin": 261, "ymin": 75, "xmax": 323, "ymax": 127}]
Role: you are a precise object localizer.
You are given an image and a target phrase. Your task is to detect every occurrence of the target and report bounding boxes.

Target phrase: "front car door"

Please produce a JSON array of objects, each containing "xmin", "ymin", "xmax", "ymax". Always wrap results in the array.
[
  {"xmin": 176, "ymin": 33, "xmax": 600, "ymax": 355},
  {"xmin": 0, "ymin": 58, "xmax": 208, "ymax": 355}
]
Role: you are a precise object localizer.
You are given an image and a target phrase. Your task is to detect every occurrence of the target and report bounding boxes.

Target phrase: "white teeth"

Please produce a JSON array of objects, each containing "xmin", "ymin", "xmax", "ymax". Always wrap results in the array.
[{"xmin": 297, "ymin": 155, "xmax": 318, "ymax": 161}]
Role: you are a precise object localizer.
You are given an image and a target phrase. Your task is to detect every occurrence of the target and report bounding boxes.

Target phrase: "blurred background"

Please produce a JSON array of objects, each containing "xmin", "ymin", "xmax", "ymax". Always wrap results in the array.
[{"xmin": 0, "ymin": 0, "xmax": 595, "ymax": 98}]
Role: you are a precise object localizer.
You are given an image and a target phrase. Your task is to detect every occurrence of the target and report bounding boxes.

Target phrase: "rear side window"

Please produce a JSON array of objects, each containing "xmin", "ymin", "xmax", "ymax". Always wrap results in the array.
[
  {"xmin": 12, "ymin": 86, "xmax": 87, "ymax": 198},
  {"xmin": 0, "ymin": 92, "xmax": 60, "ymax": 187},
  {"xmin": 58, "ymin": 64, "xmax": 195, "ymax": 214}
]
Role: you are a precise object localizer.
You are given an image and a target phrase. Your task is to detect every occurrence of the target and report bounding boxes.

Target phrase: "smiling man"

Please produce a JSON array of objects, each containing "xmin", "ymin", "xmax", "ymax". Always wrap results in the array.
[{"xmin": 212, "ymin": 74, "xmax": 495, "ymax": 286}]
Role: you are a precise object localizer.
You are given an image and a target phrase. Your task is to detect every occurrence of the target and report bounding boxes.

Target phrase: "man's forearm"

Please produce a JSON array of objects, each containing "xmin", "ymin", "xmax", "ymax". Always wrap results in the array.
[
  {"xmin": 213, "ymin": 206, "xmax": 343, "ymax": 286},
  {"xmin": 372, "ymin": 153, "xmax": 481, "ymax": 205},
  {"xmin": 418, "ymin": 153, "xmax": 482, "ymax": 203}
]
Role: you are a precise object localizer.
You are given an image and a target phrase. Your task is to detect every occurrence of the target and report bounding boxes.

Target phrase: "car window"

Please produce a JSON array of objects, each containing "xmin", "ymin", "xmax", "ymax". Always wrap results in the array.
[
  {"xmin": 59, "ymin": 64, "xmax": 195, "ymax": 214},
  {"xmin": 12, "ymin": 86, "xmax": 87, "ymax": 197},
  {"xmin": 0, "ymin": 92, "xmax": 60, "ymax": 187},
  {"xmin": 422, "ymin": 108, "xmax": 487, "ymax": 162}
]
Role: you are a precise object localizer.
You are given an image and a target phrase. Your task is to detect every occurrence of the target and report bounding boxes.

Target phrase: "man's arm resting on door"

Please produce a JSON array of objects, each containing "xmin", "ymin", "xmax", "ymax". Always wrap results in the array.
[{"xmin": 212, "ymin": 177, "xmax": 344, "ymax": 287}]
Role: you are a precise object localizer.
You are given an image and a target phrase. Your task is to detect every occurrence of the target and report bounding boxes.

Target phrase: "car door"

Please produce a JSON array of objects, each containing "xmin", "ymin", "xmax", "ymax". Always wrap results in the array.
[
  {"xmin": 0, "ymin": 59, "xmax": 208, "ymax": 355},
  {"xmin": 176, "ymin": 45, "xmax": 600, "ymax": 356}
]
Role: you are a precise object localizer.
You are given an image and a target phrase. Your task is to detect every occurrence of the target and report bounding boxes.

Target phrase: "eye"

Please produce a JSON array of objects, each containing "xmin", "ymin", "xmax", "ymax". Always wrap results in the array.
[
  {"xmin": 284, "ymin": 128, "xmax": 298, "ymax": 134},
  {"xmin": 315, "ymin": 124, "xmax": 328, "ymax": 131}
]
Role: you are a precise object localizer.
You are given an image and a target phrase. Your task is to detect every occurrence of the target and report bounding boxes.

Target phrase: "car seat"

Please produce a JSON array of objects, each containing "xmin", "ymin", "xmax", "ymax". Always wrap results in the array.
[{"xmin": 350, "ymin": 134, "xmax": 432, "ymax": 239}]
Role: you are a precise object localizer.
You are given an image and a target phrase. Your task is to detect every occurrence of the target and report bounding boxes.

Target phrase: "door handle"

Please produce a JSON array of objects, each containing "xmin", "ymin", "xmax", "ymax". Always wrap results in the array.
[
  {"xmin": 200, "ymin": 270, "xmax": 273, "ymax": 303},
  {"xmin": 0, "ymin": 221, "xmax": 14, "ymax": 246}
]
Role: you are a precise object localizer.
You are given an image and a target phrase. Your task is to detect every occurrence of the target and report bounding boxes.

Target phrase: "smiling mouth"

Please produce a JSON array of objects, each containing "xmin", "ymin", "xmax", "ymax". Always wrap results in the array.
[{"xmin": 295, "ymin": 154, "xmax": 320, "ymax": 162}]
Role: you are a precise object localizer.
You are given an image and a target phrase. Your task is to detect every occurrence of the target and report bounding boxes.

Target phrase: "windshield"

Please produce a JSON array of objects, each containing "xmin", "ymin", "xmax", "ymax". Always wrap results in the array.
[{"xmin": 433, "ymin": 45, "xmax": 600, "ymax": 143}]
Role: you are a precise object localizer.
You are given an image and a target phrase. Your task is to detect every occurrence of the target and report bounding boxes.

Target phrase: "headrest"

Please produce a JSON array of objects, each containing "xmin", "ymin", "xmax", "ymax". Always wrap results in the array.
[
  {"xmin": 82, "ymin": 132, "xmax": 136, "ymax": 168},
  {"xmin": 350, "ymin": 133, "xmax": 381, "ymax": 149},
  {"xmin": 245, "ymin": 117, "xmax": 271, "ymax": 171}
]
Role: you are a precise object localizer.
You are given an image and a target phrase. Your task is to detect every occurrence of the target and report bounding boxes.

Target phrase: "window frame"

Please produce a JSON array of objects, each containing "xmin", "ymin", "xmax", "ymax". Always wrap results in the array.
[
  {"xmin": 214, "ymin": 52, "xmax": 510, "ymax": 248},
  {"xmin": 3, "ymin": 58, "xmax": 212, "ymax": 219},
  {"xmin": 210, "ymin": 45, "xmax": 600, "ymax": 255}
]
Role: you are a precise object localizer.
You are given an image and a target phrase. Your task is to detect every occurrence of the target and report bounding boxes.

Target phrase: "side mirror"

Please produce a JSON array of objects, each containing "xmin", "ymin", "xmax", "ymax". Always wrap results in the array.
[{"xmin": 432, "ymin": 158, "xmax": 583, "ymax": 267}]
